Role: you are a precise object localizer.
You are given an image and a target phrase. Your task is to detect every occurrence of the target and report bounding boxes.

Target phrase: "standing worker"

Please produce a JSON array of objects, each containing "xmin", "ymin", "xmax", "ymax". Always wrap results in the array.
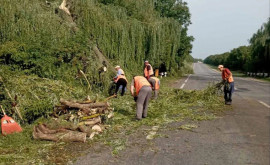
[
  {"xmin": 218, "ymin": 65, "xmax": 234, "ymax": 105},
  {"xmin": 113, "ymin": 66, "xmax": 127, "ymax": 96},
  {"xmin": 144, "ymin": 61, "xmax": 154, "ymax": 80},
  {"xmin": 130, "ymin": 76, "xmax": 152, "ymax": 120},
  {"xmin": 144, "ymin": 61, "xmax": 155, "ymax": 88},
  {"xmin": 149, "ymin": 77, "xmax": 160, "ymax": 99}
]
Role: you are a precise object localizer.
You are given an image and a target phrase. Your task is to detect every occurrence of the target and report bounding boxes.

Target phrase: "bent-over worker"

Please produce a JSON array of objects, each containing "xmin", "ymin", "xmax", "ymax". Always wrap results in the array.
[
  {"xmin": 130, "ymin": 76, "xmax": 152, "ymax": 120},
  {"xmin": 113, "ymin": 66, "xmax": 127, "ymax": 96},
  {"xmin": 218, "ymin": 65, "xmax": 234, "ymax": 105},
  {"xmin": 149, "ymin": 77, "xmax": 160, "ymax": 99}
]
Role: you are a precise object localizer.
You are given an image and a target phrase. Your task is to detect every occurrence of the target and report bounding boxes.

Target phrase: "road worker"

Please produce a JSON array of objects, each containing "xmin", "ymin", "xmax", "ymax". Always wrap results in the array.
[
  {"xmin": 218, "ymin": 65, "xmax": 234, "ymax": 105},
  {"xmin": 130, "ymin": 76, "xmax": 152, "ymax": 120},
  {"xmin": 144, "ymin": 61, "xmax": 156, "ymax": 89},
  {"xmin": 149, "ymin": 77, "xmax": 160, "ymax": 99},
  {"xmin": 115, "ymin": 65, "xmax": 125, "ymax": 76},
  {"xmin": 144, "ymin": 61, "xmax": 154, "ymax": 80},
  {"xmin": 113, "ymin": 66, "xmax": 127, "ymax": 96}
]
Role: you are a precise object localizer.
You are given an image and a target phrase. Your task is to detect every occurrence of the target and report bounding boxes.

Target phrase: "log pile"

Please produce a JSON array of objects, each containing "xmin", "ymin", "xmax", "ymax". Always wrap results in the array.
[{"xmin": 33, "ymin": 98, "xmax": 114, "ymax": 143}]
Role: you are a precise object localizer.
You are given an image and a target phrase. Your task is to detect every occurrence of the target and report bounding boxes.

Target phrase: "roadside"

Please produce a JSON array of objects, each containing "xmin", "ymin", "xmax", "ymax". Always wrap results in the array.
[
  {"xmin": 205, "ymin": 64, "xmax": 270, "ymax": 82},
  {"xmin": 74, "ymin": 77, "xmax": 227, "ymax": 165},
  {"xmin": 0, "ymin": 76, "xmax": 226, "ymax": 164},
  {"xmin": 74, "ymin": 63, "xmax": 270, "ymax": 165}
]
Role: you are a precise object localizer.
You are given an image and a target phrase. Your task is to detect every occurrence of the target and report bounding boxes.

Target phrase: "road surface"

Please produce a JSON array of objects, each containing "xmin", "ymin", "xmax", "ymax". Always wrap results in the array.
[
  {"xmin": 178, "ymin": 63, "xmax": 270, "ymax": 105},
  {"xmin": 75, "ymin": 63, "xmax": 270, "ymax": 165}
]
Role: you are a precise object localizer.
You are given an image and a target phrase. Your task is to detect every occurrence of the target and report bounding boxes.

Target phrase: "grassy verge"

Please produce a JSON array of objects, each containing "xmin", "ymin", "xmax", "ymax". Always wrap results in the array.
[{"xmin": 0, "ymin": 77, "xmax": 226, "ymax": 164}]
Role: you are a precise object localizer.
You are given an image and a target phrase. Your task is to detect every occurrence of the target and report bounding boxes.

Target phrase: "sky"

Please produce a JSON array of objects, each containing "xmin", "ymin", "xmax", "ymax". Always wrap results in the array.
[{"xmin": 183, "ymin": 0, "xmax": 270, "ymax": 59}]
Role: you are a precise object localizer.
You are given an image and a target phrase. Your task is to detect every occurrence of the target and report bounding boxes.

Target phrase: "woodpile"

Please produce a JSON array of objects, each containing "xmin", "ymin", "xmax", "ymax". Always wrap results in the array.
[{"xmin": 33, "ymin": 98, "xmax": 114, "ymax": 143}]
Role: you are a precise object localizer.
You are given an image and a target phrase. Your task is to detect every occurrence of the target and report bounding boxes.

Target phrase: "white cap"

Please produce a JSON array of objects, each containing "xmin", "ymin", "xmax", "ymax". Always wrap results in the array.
[
  {"xmin": 115, "ymin": 65, "xmax": 120, "ymax": 68},
  {"xmin": 218, "ymin": 65, "xmax": 224, "ymax": 69},
  {"xmin": 144, "ymin": 61, "xmax": 149, "ymax": 63}
]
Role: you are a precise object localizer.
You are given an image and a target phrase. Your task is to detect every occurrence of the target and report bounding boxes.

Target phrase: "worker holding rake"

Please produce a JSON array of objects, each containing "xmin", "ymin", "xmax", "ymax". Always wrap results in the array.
[{"xmin": 218, "ymin": 65, "xmax": 234, "ymax": 105}]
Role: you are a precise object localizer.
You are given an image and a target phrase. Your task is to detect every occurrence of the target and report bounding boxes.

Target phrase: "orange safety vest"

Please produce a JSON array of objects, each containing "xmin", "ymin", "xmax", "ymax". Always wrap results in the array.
[
  {"xmin": 150, "ymin": 77, "xmax": 160, "ymax": 90},
  {"xmin": 114, "ymin": 75, "xmax": 127, "ymax": 83},
  {"xmin": 144, "ymin": 64, "xmax": 154, "ymax": 78},
  {"xmin": 222, "ymin": 68, "xmax": 234, "ymax": 83},
  {"xmin": 134, "ymin": 76, "xmax": 151, "ymax": 96}
]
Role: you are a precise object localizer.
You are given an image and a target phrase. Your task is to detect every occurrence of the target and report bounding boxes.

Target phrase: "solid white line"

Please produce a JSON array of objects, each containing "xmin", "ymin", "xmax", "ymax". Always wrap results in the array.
[
  {"xmin": 258, "ymin": 100, "xmax": 270, "ymax": 109},
  {"xmin": 180, "ymin": 83, "xmax": 185, "ymax": 89}
]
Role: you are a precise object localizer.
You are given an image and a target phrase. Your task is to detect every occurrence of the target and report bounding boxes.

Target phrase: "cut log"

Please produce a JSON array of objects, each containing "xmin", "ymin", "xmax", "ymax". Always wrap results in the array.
[
  {"xmin": 33, "ymin": 126, "xmax": 59, "ymax": 141},
  {"xmin": 33, "ymin": 124, "xmax": 87, "ymax": 143},
  {"xmin": 57, "ymin": 131, "xmax": 86, "ymax": 143},
  {"xmin": 37, "ymin": 124, "xmax": 65, "ymax": 134},
  {"xmin": 78, "ymin": 125, "xmax": 92, "ymax": 137},
  {"xmin": 60, "ymin": 98, "xmax": 109, "ymax": 109},
  {"xmin": 84, "ymin": 117, "xmax": 101, "ymax": 126},
  {"xmin": 92, "ymin": 125, "xmax": 102, "ymax": 132}
]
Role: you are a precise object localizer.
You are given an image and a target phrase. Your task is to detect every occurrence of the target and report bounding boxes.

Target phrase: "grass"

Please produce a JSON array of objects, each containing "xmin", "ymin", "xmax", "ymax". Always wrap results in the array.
[{"xmin": 0, "ymin": 77, "xmax": 227, "ymax": 164}]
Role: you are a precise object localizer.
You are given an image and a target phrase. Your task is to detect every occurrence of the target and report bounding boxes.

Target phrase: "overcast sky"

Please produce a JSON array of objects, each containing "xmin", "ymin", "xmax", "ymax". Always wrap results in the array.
[{"xmin": 183, "ymin": 0, "xmax": 270, "ymax": 59}]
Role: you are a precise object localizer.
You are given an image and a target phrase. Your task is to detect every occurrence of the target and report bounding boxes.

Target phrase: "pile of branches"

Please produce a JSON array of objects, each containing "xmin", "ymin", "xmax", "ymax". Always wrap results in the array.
[{"xmin": 33, "ymin": 98, "xmax": 114, "ymax": 143}]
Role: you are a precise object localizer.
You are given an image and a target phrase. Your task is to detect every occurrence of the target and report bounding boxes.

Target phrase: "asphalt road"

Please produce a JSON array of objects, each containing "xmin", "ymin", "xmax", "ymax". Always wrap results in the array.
[
  {"xmin": 75, "ymin": 63, "xmax": 270, "ymax": 165},
  {"xmin": 177, "ymin": 63, "xmax": 270, "ymax": 105}
]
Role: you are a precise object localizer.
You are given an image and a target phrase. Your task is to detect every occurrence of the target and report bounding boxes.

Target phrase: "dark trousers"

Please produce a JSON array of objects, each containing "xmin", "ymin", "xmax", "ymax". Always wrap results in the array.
[
  {"xmin": 115, "ymin": 78, "xmax": 127, "ymax": 96},
  {"xmin": 224, "ymin": 82, "xmax": 234, "ymax": 102}
]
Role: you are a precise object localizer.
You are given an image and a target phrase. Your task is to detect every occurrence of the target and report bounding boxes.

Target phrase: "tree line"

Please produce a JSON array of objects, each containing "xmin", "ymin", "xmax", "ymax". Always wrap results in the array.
[{"xmin": 204, "ymin": 19, "xmax": 270, "ymax": 75}]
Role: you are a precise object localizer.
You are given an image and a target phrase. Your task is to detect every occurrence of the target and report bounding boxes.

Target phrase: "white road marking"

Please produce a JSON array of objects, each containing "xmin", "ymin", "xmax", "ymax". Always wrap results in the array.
[
  {"xmin": 180, "ymin": 74, "xmax": 191, "ymax": 89},
  {"xmin": 258, "ymin": 101, "xmax": 270, "ymax": 109},
  {"xmin": 180, "ymin": 83, "xmax": 185, "ymax": 89}
]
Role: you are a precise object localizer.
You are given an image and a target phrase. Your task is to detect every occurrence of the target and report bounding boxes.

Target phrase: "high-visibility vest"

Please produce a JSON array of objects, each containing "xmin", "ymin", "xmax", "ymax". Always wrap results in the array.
[
  {"xmin": 150, "ymin": 77, "xmax": 160, "ymax": 90},
  {"xmin": 134, "ymin": 76, "xmax": 151, "ymax": 96},
  {"xmin": 144, "ymin": 64, "xmax": 154, "ymax": 78},
  {"xmin": 114, "ymin": 75, "xmax": 127, "ymax": 83}
]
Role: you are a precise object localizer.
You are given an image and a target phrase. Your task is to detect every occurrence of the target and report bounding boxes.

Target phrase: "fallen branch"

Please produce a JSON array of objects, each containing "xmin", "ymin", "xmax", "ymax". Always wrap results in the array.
[{"xmin": 60, "ymin": 98, "xmax": 109, "ymax": 110}]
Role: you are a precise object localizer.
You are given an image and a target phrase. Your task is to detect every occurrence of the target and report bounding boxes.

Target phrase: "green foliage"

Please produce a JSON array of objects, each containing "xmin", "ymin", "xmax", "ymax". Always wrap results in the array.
[
  {"xmin": 249, "ymin": 18, "xmax": 270, "ymax": 73},
  {"xmin": 204, "ymin": 19, "xmax": 270, "ymax": 74},
  {"xmin": 0, "ymin": 0, "xmax": 194, "ymax": 123}
]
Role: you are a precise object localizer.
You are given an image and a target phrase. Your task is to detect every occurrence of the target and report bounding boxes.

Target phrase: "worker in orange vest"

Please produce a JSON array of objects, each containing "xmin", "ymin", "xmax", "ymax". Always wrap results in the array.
[
  {"xmin": 218, "ymin": 65, "xmax": 234, "ymax": 105},
  {"xmin": 144, "ymin": 61, "xmax": 154, "ymax": 80},
  {"xmin": 130, "ymin": 76, "xmax": 152, "ymax": 120},
  {"xmin": 149, "ymin": 77, "xmax": 160, "ymax": 99},
  {"xmin": 113, "ymin": 66, "xmax": 127, "ymax": 96}
]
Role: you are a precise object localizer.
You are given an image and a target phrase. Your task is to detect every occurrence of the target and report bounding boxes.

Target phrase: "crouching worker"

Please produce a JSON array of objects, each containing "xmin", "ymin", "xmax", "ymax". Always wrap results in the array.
[
  {"xmin": 113, "ymin": 66, "xmax": 127, "ymax": 96},
  {"xmin": 149, "ymin": 77, "xmax": 160, "ymax": 99},
  {"xmin": 130, "ymin": 76, "xmax": 152, "ymax": 120}
]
